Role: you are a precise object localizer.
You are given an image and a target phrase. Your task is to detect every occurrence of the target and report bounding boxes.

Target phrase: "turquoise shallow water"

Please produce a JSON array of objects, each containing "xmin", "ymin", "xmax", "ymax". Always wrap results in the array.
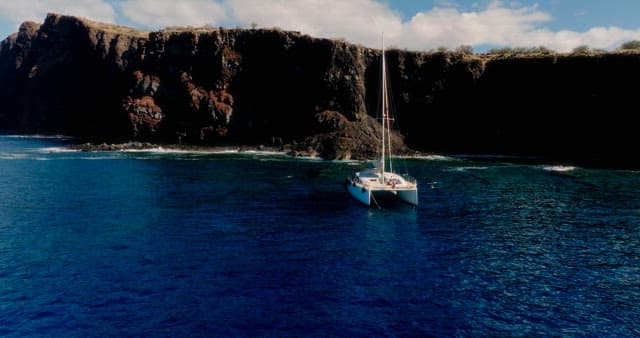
[{"xmin": 0, "ymin": 135, "xmax": 639, "ymax": 336}]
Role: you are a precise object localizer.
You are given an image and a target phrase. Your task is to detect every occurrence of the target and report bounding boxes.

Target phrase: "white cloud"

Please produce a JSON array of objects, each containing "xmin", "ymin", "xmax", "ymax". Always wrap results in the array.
[
  {"xmin": 119, "ymin": 0, "xmax": 227, "ymax": 28},
  {"xmin": 2, "ymin": 0, "xmax": 640, "ymax": 52},
  {"xmin": 396, "ymin": 3, "xmax": 640, "ymax": 52},
  {"xmin": 538, "ymin": 26, "xmax": 640, "ymax": 51},
  {"xmin": 399, "ymin": 4, "xmax": 553, "ymax": 49},
  {"xmin": 223, "ymin": 0, "xmax": 640, "ymax": 52},
  {"xmin": 226, "ymin": 0, "xmax": 403, "ymax": 47},
  {"xmin": 0, "ymin": 0, "xmax": 116, "ymax": 26}
]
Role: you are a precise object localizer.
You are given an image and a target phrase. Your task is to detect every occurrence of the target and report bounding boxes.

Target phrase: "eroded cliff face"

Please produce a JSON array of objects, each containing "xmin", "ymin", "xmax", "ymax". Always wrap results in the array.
[
  {"xmin": 1, "ymin": 14, "xmax": 639, "ymax": 166},
  {"xmin": 0, "ymin": 14, "xmax": 147, "ymax": 138},
  {"xmin": 386, "ymin": 52, "xmax": 640, "ymax": 167},
  {"xmin": 0, "ymin": 14, "xmax": 381, "ymax": 159}
]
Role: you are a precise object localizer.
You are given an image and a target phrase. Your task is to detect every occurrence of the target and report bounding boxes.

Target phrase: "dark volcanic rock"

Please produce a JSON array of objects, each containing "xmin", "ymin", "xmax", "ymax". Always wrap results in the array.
[
  {"xmin": 0, "ymin": 14, "xmax": 374, "ymax": 159},
  {"xmin": 0, "ymin": 14, "xmax": 146, "ymax": 139},
  {"xmin": 1, "ymin": 14, "xmax": 639, "ymax": 167}
]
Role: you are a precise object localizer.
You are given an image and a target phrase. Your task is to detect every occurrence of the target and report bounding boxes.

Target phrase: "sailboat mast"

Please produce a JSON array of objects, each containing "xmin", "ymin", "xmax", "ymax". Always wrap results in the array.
[
  {"xmin": 386, "ymin": 64, "xmax": 393, "ymax": 174},
  {"xmin": 380, "ymin": 34, "xmax": 386, "ymax": 180}
]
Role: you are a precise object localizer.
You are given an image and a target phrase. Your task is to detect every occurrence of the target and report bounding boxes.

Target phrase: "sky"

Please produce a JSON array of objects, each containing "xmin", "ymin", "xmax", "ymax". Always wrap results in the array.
[{"xmin": 1, "ymin": 0, "xmax": 640, "ymax": 52}]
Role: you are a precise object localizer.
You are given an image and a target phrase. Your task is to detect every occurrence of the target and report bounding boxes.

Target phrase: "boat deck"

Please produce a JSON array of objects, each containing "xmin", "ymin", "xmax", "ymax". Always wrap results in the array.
[{"xmin": 351, "ymin": 170, "xmax": 417, "ymax": 192}]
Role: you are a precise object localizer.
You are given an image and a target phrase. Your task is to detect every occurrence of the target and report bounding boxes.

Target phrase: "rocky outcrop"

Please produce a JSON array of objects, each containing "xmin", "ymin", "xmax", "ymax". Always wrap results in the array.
[{"xmin": 1, "ymin": 14, "xmax": 639, "ymax": 167}]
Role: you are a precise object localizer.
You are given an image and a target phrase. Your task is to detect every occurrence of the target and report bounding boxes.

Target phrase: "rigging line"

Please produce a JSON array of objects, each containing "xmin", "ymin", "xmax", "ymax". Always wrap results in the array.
[
  {"xmin": 381, "ymin": 33, "xmax": 395, "ymax": 175},
  {"xmin": 384, "ymin": 52, "xmax": 411, "ymax": 177},
  {"xmin": 370, "ymin": 191, "xmax": 382, "ymax": 209}
]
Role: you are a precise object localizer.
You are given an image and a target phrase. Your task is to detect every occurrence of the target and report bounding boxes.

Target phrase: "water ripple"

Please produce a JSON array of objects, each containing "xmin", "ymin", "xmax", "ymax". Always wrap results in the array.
[{"xmin": 0, "ymin": 136, "xmax": 639, "ymax": 336}]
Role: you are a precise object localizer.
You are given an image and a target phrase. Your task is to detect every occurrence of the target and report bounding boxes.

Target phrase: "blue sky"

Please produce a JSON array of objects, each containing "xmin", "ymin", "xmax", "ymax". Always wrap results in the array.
[{"xmin": 1, "ymin": 0, "xmax": 640, "ymax": 52}]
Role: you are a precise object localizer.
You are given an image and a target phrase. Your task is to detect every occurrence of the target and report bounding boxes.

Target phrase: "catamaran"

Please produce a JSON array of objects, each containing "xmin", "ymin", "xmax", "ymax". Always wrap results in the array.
[{"xmin": 346, "ymin": 36, "xmax": 418, "ymax": 207}]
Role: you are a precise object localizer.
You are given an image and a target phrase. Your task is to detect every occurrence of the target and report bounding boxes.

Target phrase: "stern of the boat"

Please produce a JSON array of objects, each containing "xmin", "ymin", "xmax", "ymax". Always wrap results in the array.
[{"xmin": 397, "ymin": 188, "xmax": 418, "ymax": 206}]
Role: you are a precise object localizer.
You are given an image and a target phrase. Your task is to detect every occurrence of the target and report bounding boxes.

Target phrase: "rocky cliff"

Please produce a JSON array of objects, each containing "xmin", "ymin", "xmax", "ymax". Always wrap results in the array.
[{"xmin": 1, "ymin": 14, "xmax": 638, "ymax": 167}]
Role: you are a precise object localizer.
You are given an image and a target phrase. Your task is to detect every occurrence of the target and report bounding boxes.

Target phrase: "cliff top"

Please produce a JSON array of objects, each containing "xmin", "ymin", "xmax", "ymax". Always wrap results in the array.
[
  {"xmin": 45, "ymin": 13, "xmax": 149, "ymax": 38},
  {"xmin": 7, "ymin": 13, "xmax": 640, "ymax": 61}
]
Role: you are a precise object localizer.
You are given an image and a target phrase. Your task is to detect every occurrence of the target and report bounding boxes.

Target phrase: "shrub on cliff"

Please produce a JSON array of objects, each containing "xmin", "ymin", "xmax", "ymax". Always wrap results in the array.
[
  {"xmin": 528, "ymin": 46, "xmax": 554, "ymax": 55},
  {"xmin": 571, "ymin": 45, "xmax": 607, "ymax": 55},
  {"xmin": 572, "ymin": 45, "xmax": 591, "ymax": 54},
  {"xmin": 487, "ymin": 46, "xmax": 554, "ymax": 56},
  {"xmin": 620, "ymin": 40, "xmax": 640, "ymax": 50},
  {"xmin": 455, "ymin": 45, "xmax": 473, "ymax": 55}
]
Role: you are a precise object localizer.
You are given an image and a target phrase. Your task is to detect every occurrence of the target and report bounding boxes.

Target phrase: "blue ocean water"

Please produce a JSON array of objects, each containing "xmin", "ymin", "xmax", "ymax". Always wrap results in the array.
[{"xmin": 0, "ymin": 135, "xmax": 638, "ymax": 336}]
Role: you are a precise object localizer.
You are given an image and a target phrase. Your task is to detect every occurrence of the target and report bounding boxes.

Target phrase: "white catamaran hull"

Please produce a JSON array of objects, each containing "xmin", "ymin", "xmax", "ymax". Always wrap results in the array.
[
  {"xmin": 346, "ymin": 171, "xmax": 418, "ymax": 207},
  {"xmin": 396, "ymin": 188, "xmax": 418, "ymax": 206},
  {"xmin": 346, "ymin": 181, "xmax": 371, "ymax": 206}
]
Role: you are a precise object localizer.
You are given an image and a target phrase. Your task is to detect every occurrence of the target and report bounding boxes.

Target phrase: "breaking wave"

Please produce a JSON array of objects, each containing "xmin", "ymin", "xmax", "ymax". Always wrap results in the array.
[
  {"xmin": 37, "ymin": 147, "xmax": 81, "ymax": 153},
  {"xmin": 410, "ymin": 154, "xmax": 457, "ymax": 161},
  {"xmin": 542, "ymin": 165, "xmax": 577, "ymax": 173},
  {"xmin": 121, "ymin": 147, "xmax": 287, "ymax": 156},
  {"xmin": 4, "ymin": 134, "xmax": 73, "ymax": 140},
  {"xmin": 542, "ymin": 165, "xmax": 577, "ymax": 172},
  {"xmin": 0, "ymin": 153, "xmax": 29, "ymax": 160},
  {"xmin": 447, "ymin": 166, "xmax": 490, "ymax": 172}
]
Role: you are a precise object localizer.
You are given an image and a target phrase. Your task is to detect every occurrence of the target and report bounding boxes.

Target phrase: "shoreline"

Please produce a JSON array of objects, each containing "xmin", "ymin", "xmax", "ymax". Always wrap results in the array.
[
  {"xmin": 70, "ymin": 141, "xmax": 435, "ymax": 162},
  {"xmin": 69, "ymin": 142, "xmax": 556, "ymax": 165},
  {"xmin": 71, "ymin": 141, "xmax": 290, "ymax": 155},
  {"xmin": 4, "ymin": 135, "xmax": 633, "ymax": 169}
]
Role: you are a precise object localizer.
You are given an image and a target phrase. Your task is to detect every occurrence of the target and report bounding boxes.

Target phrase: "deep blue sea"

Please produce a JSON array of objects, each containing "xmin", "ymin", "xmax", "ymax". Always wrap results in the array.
[{"xmin": 0, "ymin": 135, "xmax": 639, "ymax": 336}]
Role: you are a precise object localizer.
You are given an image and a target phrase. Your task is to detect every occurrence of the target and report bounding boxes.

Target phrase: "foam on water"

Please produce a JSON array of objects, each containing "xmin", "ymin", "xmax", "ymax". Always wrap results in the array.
[
  {"xmin": 81, "ymin": 156, "xmax": 125, "ymax": 160},
  {"xmin": 241, "ymin": 150, "xmax": 287, "ymax": 156},
  {"xmin": 448, "ymin": 166, "xmax": 490, "ymax": 172},
  {"xmin": 4, "ymin": 134, "xmax": 73, "ymax": 139},
  {"xmin": 122, "ymin": 147, "xmax": 213, "ymax": 154},
  {"xmin": 37, "ymin": 147, "xmax": 81, "ymax": 153},
  {"xmin": 408, "ymin": 154, "xmax": 457, "ymax": 161},
  {"xmin": 122, "ymin": 147, "xmax": 287, "ymax": 156},
  {"xmin": 0, "ymin": 153, "xmax": 29, "ymax": 160},
  {"xmin": 542, "ymin": 165, "xmax": 577, "ymax": 172}
]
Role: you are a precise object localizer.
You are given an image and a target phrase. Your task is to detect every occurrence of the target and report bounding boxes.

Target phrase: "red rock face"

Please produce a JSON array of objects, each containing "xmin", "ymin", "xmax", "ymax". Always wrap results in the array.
[
  {"xmin": 314, "ymin": 110, "xmax": 348, "ymax": 132},
  {"xmin": 125, "ymin": 96, "xmax": 163, "ymax": 137}
]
